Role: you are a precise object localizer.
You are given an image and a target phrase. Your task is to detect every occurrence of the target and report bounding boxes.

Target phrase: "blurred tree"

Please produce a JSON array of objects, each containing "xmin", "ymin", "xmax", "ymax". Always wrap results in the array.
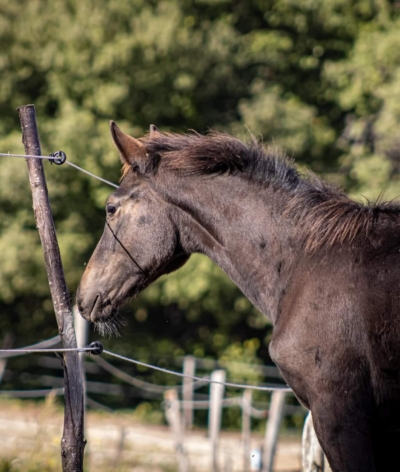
[{"xmin": 324, "ymin": 15, "xmax": 400, "ymax": 200}]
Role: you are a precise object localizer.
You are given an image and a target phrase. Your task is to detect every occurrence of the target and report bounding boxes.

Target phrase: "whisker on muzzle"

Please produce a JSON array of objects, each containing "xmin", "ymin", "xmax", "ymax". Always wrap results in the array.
[{"xmin": 93, "ymin": 310, "xmax": 126, "ymax": 338}]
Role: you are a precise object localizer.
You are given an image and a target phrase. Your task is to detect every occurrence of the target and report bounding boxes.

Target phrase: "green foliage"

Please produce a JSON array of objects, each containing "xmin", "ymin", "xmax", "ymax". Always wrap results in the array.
[
  {"xmin": 324, "ymin": 15, "xmax": 400, "ymax": 200},
  {"xmin": 0, "ymin": 0, "xmax": 399, "ymax": 429}
]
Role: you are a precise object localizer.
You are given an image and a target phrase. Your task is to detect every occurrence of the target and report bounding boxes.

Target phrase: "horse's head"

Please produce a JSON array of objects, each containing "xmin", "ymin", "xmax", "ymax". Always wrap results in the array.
[{"xmin": 76, "ymin": 122, "xmax": 190, "ymax": 331}]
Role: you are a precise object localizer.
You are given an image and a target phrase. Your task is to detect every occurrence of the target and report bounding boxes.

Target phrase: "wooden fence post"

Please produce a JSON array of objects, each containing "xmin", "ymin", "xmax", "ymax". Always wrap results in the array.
[
  {"xmin": 164, "ymin": 389, "xmax": 190, "ymax": 472},
  {"xmin": 182, "ymin": 355, "xmax": 195, "ymax": 431},
  {"xmin": 302, "ymin": 412, "xmax": 332, "ymax": 472},
  {"xmin": 18, "ymin": 104, "xmax": 86, "ymax": 471},
  {"xmin": 208, "ymin": 369, "xmax": 226, "ymax": 472},
  {"xmin": 262, "ymin": 390, "xmax": 286, "ymax": 472},
  {"xmin": 242, "ymin": 389, "xmax": 252, "ymax": 472}
]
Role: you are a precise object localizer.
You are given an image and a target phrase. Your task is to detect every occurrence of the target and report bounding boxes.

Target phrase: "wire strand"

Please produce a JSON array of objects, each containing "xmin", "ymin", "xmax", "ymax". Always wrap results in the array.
[
  {"xmin": 0, "ymin": 152, "xmax": 119, "ymax": 189},
  {"xmin": 0, "ymin": 152, "xmax": 52, "ymax": 160},
  {"xmin": 65, "ymin": 161, "xmax": 118, "ymax": 189},
  {"xmin": 0, "ymin": 335, "xmax": 61, "ymax": 359},
  {"xmin": 0, "ymin": 343, "xmax": 291, "ymax": 392},
  {"xmin": 102, "ymin": 350, "xmax": 291, "ymax": 392},
  {"xmin": 91, "ymin": 352, "xmax": 209, "ymax": 393},
  {"xmin": 0, "ymin": 347, "xmax": 95, "ymax": 355}
]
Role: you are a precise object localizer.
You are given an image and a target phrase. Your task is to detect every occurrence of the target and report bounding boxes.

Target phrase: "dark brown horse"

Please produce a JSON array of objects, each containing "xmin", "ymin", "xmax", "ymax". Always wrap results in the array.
[{"xmin": 77, "ymin": 122, "xmax": 400, "ymax": 472}]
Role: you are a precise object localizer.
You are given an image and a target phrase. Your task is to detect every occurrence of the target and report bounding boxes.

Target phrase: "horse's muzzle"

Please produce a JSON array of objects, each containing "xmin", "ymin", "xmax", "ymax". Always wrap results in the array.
[{"xmin": 76, "ymin": 285, "xmax": 109, "ymax": 322}]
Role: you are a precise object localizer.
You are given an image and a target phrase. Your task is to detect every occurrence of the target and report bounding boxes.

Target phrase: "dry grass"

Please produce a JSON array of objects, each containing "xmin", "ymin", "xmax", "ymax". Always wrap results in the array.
[{"xmin": 0, "ymin": 398, "xmax": 301, "ymax": 471}]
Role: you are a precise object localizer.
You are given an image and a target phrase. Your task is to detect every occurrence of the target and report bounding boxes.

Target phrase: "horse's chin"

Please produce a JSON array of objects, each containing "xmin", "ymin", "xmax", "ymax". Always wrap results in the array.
[
  {"xmin": 93, "ymin": 313, "xmax": 124, "ymax": 337},
  {"xmin": 94, "ymin": 303, "xmax": 119, "ymax": 323},
  {"xmin": 90, "ymin": 300, "xmax": 125, "ymax": 337},
  {"xmin": 77, "ymin": 278, "xmax": 148, "ymax": 334}
]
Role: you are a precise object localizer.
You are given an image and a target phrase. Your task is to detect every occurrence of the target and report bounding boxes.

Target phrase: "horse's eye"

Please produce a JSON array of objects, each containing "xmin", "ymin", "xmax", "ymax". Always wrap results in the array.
[{"xmin": 106, "ymin": 203, "xmax": 117, "ymax": 216}]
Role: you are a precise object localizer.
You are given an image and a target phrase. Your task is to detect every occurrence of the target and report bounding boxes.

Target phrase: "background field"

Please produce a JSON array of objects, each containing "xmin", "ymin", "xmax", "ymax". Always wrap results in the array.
[{"xmin": 0, "ymin": 398, "xmax": 302, "ymax": 472}]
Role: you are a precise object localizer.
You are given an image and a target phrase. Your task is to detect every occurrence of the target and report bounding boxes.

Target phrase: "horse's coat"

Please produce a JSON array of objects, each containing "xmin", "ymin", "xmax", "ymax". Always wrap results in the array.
[{"xmin": 77, "ymin": 123, "xmax": 400, "ymax": 471}]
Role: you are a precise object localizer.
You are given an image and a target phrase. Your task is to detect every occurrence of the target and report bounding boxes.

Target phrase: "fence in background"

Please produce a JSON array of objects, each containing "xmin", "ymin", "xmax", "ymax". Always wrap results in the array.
[{"xmin": 0, "ymin": 320, "xmax": 304, "ymax": 472}]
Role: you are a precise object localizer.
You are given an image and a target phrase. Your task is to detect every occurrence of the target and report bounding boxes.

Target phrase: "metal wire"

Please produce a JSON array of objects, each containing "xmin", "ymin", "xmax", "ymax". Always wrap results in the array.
[
  {"xmin": 102, "ymin": 350, "xmax": 292, "ymax": 392},
  {"xmin": 0, "ymin": 346, "xmax": 95, "ymax": 355},
  {"xmin": 0, "ymin": 152, "xmax": 52, "ymax": 160},
  {"xmin": 0, "ymin": 342, "xmax": 291, "ymax": 392},
  {"xmin": 91, "ymin": 352, "xmax": 209, "ymax": 394},
  {"xmin": 0, "ymin": 335, "xmax": 61, "ymax": 359},
  {"xmin": 0, "ymin": 152, "xmax": 119, "ymax": 189},
  {"xmin": 65, "ymin": 161, "xmax": 118, "ymax": 189}
]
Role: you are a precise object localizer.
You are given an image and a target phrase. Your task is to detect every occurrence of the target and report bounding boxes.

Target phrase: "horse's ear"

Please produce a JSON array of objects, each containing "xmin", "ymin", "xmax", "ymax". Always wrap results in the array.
[
  {"xmin": 150, "ymin": 124, "xmax": 160, "ymax": 135},
  {"xmin": 110, "ymin": 121, "xmax": 146, "ymax": 165}
]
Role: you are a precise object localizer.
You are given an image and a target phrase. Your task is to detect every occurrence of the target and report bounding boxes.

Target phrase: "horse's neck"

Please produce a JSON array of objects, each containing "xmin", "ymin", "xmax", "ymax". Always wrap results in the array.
[{"xmin": 166, "ymin": 175, "xmax": 296, "ymax": 324}]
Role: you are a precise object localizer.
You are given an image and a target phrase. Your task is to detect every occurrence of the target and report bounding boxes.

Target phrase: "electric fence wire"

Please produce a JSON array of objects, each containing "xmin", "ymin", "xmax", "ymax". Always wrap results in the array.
[
  {"xmin": 101, "ymin": 349, "xmax": 292, "ymax": 392},
  {"xmin": 0, "ymin": 343, "xmax": 291, "ymax": 392},
  {"xmin": 0, "ymin": 152, "xmax": 119, "ymax": 189},
  {"xmin": 0, "ymin": 346, "xmax": 96, "ymax": 355},
  {"xmin": 91, "ymin": 352, "xmax": 210, "ymax": 394},
  {"xmin": 0, "ymin": 335, "xmax": 61, "ymax": 359}
]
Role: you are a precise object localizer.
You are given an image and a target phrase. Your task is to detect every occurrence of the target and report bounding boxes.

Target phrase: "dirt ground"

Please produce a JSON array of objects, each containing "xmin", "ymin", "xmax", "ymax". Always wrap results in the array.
[{"xmin": 0, "ymin": 398, "xmax": 302, "ymax": 471}]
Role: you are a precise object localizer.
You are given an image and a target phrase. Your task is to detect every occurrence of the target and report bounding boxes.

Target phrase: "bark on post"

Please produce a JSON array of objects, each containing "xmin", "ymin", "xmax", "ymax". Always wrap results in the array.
[{"xmin": 18, "ymin": 104, "xmax": 86, "ymax": 471}]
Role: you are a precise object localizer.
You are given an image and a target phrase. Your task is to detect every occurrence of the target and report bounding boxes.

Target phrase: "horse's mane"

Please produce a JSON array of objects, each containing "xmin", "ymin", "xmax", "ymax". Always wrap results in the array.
[
  {"xmin": 123, "ymin": 131, "xmax": 400, "ymax": 252},
  {"xmin": 285, "ymin": 180, "xmax": 400, "ymax": 252},
  {"xmin": 125, "ymin": 131, "xmax": 301, "ymax": 190}
]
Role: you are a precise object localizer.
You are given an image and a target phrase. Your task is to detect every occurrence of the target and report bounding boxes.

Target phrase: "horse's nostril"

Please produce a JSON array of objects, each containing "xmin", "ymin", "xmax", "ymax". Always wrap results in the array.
[{"xmin": 88, "ymin": 294, "xmax": 102, "ymax": 322}]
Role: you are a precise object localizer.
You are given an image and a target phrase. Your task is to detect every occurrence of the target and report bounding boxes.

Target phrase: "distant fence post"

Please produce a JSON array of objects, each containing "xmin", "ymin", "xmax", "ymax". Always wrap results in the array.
[
  {"xmin": 18, "ymin": 104, "xmax": 86, "ymax": 471},
  {"xmin": 0, "ymin": 333, "xmax": 13, "ymax": 384},
  {"xmin": 164, "ymin": 389, "xmax": 190, "ymax": 472},
  {"xmin": 242, "ymin": 389, "xmax": 252, "ymax": 472},
  {"xmin": 114, "ymin": 426, "xmax": 127, "ymax": 469},
  {"xmin": 262, "ymin": 390, "xmax": 286, "ymax": 472},
  {"xmin": 209, "ymin": 369, "xmax": 226, "ymax": 472},
  {"xmin": 224, "ymin": 450, "xmax": 233, "ymax": 472},
  {"xmin": 182, "ymin": 355, "xmax": 196, "ymax": 431},
  {"xmin": 302, "ymin": 412, "xmax": 331, "ymax": 472}
]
